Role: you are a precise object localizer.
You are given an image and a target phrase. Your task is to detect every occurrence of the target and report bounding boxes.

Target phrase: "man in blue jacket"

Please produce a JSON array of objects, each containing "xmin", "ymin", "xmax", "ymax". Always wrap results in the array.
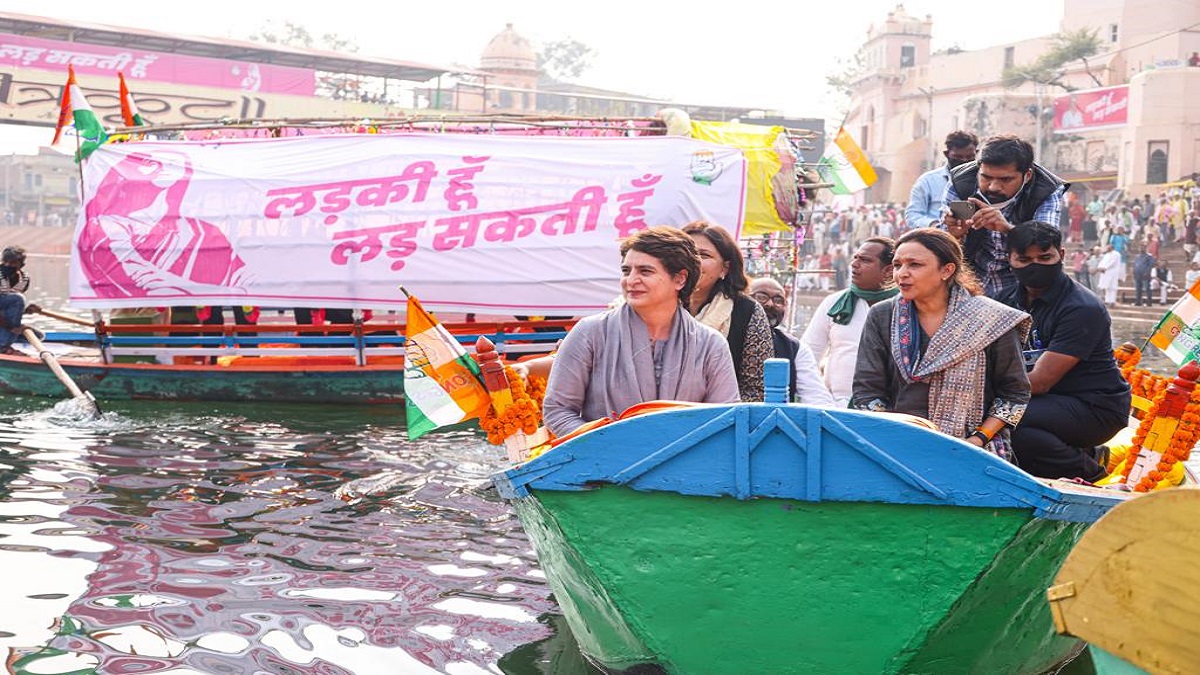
[{"xmin": 905, "ymin": 130, "xmax": 978, "ymax": 229}]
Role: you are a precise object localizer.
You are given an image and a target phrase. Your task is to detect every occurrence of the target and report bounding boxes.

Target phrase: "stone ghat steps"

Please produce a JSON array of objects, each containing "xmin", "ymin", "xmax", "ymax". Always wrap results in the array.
[{"xmin": 0, "ymin": 225, "xmax": 73, "ymax": 256}]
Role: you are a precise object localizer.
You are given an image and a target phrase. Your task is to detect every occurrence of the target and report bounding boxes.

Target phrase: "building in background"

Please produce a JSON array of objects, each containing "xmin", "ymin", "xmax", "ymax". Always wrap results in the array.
[
  {"xmin": 0, "ymin": 149, "xmax": 77, "ymax": 227},
  {"xmin": 841, "ymin": 1, "xmax": 1200, "ymax": 204},
  {"xmin": 447, "ymin": 24, "xmax": 787, "ymax": 123},
  {"xmin": 0, "ymin": 16, "xmax": 820, "ymax": 226}
]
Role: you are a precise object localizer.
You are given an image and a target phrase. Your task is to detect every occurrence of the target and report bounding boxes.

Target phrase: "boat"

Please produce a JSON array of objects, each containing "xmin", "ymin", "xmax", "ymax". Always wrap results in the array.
[
  {"xmin": 5, "ymin": 110, "xmax": 815, "ymax": 404},
  {"xmin": 491, "ymin": 360, "xmax": 1133, "ymax": 674},
  {"xmin": 0, "ymin": 318, "xmax": 567, "ymax": 404},
  {"xmin": 1046, "ymin": 488, "xmax": 1200, "ymax": 674}
]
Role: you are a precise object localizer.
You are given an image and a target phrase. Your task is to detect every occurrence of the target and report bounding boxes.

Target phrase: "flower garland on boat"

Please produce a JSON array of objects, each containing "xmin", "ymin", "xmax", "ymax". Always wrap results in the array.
[
  {"xmin": 1129, "ymin": 387, "xmax": 1200, "ymax": 492},
  {"xmin": 477, "ymin": 365, "xmax": 546, "ymax": 445},
  {"xmin": 1114, "ymin": 345, "xmax": 1169, "ymax": 400},
  {"xmin": 1106, "ymin": 354, "xmax": 1200, "ymax": 491}
]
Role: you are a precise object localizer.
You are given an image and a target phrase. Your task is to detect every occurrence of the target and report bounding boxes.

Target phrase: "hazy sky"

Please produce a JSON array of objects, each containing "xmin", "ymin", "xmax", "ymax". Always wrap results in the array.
[{"xmin": 1, "ymin": 0, "xmax": 1066, "ymax": 153}]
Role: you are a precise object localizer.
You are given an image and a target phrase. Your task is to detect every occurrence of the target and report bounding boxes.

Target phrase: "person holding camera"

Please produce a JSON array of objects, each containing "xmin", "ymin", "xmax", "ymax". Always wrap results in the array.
[
  {"xmin": 998, "ymin": 222, "xmax": 1130, "ymax": 482},
  {"xmin": 0, "ymin": 246, "xmax": 42, "ymax": 355},
  {"xmin": 941, "ymin": 135, "xmax": 1068, "ymax": 299}
]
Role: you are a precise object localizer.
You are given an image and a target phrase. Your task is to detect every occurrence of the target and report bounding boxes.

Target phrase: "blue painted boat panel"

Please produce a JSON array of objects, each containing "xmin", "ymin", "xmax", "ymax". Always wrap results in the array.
[{"xmin": 498, "ymin": 404, "xmax": 1127, "ymax": 523}]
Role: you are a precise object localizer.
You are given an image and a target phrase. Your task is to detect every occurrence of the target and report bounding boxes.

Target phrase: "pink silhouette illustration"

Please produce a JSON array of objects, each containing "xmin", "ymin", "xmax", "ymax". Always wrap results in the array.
[{"xmin": 80, "ymin": 151, "xmax": 250, "ymax": 298}]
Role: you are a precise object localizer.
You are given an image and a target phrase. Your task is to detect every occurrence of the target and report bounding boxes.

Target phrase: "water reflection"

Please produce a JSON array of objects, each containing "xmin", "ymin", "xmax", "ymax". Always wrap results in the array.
[{"xmin": 0, "ymin": 402, "xmax": 560, "ymax": 674}]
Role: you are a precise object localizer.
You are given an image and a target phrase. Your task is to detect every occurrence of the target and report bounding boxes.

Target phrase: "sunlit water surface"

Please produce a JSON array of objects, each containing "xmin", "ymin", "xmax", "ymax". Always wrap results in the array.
[{"xmin": 0, "ymin": 399, "xmax": 590, "ymax": 674}]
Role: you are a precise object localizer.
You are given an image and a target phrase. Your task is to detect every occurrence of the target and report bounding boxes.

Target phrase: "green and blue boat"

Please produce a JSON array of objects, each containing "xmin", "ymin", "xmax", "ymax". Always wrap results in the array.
[{"xmin": 494, "ymin": 360, "xmax": 1130, "ymax": 673}]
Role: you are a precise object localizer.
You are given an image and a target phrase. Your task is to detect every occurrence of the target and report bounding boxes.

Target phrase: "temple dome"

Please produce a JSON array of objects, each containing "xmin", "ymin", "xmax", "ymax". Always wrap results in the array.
[{"xmin": 481, "ymin": 23, "xmax": 538, "ymax": 72}]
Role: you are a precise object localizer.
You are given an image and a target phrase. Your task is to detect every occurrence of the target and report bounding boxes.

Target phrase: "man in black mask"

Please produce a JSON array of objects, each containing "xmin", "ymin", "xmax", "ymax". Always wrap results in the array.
[{"xmin": 999, "ymin": 221, "xmax": 1130, "ymax": 481}]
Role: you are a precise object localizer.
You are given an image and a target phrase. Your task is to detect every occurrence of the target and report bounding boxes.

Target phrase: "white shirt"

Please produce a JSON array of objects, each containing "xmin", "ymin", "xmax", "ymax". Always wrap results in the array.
[
  {"xmin": 1097, "ymin": 250, "xmax": 1122, "ymax": 290},
  {"xmin": 792, "ymin": 340, "xmax": 836, "ymax": 406},
  {"xmin": 801, "ymin": 292, "xmax": 871, "ymax": 407}
]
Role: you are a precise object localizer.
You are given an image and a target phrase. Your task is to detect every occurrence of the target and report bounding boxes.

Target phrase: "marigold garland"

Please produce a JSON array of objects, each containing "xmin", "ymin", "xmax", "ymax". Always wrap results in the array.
[
  {"xmin": 1130, "ymin": 388, "xmax": 1200, "ymax": 492},
  {"xmin": 1114, "ymin": 349, "xmax": 1200, "ymax": 490},
  {"xmin": 478, "ymin": 365, "xmax": 545, "ymax": 445}
]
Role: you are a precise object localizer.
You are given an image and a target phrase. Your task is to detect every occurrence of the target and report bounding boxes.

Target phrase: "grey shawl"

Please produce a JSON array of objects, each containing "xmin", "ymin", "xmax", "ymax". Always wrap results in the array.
[{"xmin": 543, "ymin": 303, "xmax": 739, "ymax": 436}]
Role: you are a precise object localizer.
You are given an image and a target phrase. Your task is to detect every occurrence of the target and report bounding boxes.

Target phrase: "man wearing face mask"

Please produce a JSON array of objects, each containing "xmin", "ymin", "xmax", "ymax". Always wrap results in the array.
[
  {"xmin": 999, "ymin": 222, "xmax": 1130, "ymax": 482},
  {"xmin": 942, "ymin": 134, "xmax": 1068, "ymax": 299},
  {"xmin": 905, "ymin": 130, "xmax": 978, "ymax": 229}
]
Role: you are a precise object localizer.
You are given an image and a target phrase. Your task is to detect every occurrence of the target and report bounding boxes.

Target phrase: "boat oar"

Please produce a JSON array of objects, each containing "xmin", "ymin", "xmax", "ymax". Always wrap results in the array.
[
  {"xmin": 20, "ymin": 327, "xmax": 101, "ymax": 418},
  {"xmin": 31, "ymin": 307, "xmax": 95, "ymax": 328}
]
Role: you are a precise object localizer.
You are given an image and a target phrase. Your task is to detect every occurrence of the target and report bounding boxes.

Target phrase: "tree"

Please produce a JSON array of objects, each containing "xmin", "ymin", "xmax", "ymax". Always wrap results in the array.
[
  {"xmin": 538, "ymin": 39, "xmax": 596, "ymax": 81},
  {"xmin": 825, "ymin": 51, "xmax": 867, "ymax": 119},
  {"xmin": 249, "ymin": 21, "xmax": 363, "ymax": 101},
  {"xmin": 825, "ymin": 51, "xmax": 866, "ymax": 99},
  {"xmin": 249, "ymin": 20, "xmax": 359, "ymax": 54},
  {"xmin": 1001, "ymin": 28, "xmax": 1104, "ymax": 92}
]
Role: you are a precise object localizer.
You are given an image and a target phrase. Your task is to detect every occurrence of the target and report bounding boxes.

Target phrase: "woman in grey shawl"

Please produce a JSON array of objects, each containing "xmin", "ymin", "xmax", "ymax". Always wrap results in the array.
[
  {"xmin": 543, "ymin": 227, "xmax": 741, "ymax": 436},
  {"xmin": 850, "ymin": 228, "xmax": 1031, "ymax": 461}
]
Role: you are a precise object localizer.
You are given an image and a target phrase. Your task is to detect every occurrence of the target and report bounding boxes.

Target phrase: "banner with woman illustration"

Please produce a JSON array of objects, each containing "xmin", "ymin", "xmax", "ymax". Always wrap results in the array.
[{"xmin": 69, "ymin": 133, "xmax": 747, "ymax": 314}]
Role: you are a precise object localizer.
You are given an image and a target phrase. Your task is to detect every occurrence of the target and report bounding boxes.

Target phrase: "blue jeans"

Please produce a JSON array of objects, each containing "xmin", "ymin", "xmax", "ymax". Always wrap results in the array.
[{"xmin": 0, "ymin": 293, "xmax": 25, "ymax": 348}]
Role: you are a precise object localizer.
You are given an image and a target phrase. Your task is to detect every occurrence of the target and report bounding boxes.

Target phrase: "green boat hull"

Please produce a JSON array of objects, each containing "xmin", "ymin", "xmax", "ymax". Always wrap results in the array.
[
  {"xmin": 516, "ymin": 485, "xmax": 1086, "ymax": 675},
  {"xmin": 0, "ymin": 357, "xmax": 406, "ymax": 404}
]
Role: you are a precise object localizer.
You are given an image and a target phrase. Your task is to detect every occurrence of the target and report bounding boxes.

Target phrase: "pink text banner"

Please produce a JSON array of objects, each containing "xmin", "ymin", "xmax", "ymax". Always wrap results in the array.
[
  {"xmin": 70, "ymin": 134, "xmax": 748, "ymax": 314},
  {"xmin": 1053, "ymin": 85, "xmax": 1129, "ymax": 133},
  {"xmin": 0, "ymin": 32, "xmax": 316, "ymax": 96}
]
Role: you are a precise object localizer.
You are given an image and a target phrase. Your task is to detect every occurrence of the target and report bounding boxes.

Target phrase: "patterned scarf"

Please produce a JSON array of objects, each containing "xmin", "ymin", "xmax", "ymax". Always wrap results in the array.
[{"xmin": 890, "ymin": 285, "xmax": 1030, "ymax": 450}]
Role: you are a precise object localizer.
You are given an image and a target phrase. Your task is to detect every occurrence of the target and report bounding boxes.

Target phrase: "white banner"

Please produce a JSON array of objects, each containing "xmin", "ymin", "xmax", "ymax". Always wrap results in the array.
[{"xmin": 69, "ymin": 134, "xmax": 747, "ymax": 314}]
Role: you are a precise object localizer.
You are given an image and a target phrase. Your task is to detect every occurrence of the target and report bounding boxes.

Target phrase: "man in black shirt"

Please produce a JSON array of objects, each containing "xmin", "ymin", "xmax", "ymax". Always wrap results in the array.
[{"xmin": 1000, "ymin": 222, "xmax": 1131, "ymax": 481}]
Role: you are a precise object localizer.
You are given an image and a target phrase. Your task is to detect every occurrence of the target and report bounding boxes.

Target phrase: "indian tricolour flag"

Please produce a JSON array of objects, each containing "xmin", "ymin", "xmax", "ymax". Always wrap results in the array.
[
  {"xmin": 50, "ymin": 65, "xmax": 107, "ymax": 161},
  {"xmin": 403, "ymin": 295, "xmax": 492, "ymax": 439},
  {"xmin": 1149, "ymin": 278, "xmax": 1200, "ymax": 365},
  {"xmin": 818, "ymin": 127, "xmax": 878, "ymax": 195}
]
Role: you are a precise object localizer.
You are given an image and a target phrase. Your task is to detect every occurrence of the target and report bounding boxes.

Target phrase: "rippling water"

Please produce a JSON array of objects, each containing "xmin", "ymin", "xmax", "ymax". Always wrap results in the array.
[{"xmin": 0, "ymin": 398, "xmax": 597, "ymax": 674}]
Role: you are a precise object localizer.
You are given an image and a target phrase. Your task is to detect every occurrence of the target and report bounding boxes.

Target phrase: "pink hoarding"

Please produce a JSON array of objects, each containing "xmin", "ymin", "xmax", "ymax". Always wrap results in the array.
[
  {"xmin": 0, "ymin": 32, "xmax": 316, "ymax": 96},
  {"xmin": 1052, "ymin": 85, "xmax": 1129, "ymax": 133}
]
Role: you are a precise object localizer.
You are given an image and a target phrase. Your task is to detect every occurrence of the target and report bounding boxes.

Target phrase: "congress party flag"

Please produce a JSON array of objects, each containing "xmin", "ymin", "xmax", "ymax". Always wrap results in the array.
[
  {"xmin": 817, "ymin": 127, "xmax": 878, "ymax": 195},
  {"xmin": 1149, "ymin": 278, "xmax": 1200, "ymax": 365},
  {"xmin": 403, "ymin": 294, "xmax": 491, "ymax": 439}
]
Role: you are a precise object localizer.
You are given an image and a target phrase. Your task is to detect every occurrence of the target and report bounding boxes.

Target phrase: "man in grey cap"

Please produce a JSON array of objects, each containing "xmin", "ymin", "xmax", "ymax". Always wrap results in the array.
[{"xmin": 0, "ymin": 246, "xmax": 42, "ymax": 355}]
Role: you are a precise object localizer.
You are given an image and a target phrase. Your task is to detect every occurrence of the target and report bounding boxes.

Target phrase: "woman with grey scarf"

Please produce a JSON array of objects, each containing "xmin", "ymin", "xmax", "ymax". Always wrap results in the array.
[{"xmin": 543, "ymin": 227, "xmax": 740, "ymax": 436}]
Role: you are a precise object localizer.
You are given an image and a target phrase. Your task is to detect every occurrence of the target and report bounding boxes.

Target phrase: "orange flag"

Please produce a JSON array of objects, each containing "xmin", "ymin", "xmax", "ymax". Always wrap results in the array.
[{"xmin": 50, "ymin": 65, "xmax": 76, "ymax": 146}]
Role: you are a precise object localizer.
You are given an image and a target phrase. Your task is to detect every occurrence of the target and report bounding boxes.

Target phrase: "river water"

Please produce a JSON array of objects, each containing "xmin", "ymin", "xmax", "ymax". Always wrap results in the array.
[{"xmin": 0, "ymin": 255, "xmax": 1181, "ymax": 673}]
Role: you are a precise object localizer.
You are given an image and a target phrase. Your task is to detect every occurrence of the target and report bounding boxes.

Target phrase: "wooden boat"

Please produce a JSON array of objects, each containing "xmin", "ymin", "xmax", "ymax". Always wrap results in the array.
[
  {"xmin": 491, "ymin": 361, "xmax": 1131, "ymax": 674},
  {"xmin": 0, "ymin": 319, "xmax": 566, "ymax": 404},
  {"xmin": 1047, "ymin": 488, "xmax": 1200, "ymax": 675}
]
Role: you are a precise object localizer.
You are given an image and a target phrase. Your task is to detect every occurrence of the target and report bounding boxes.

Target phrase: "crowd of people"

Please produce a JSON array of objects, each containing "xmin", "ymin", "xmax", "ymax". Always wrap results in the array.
[
  {"xmin": 542, "ymin": 132, "xmax": 1140, "ymax": 485},
  {"xmin": 749, "ymin": 134, "xmax": 1200, "ymax": 310}
]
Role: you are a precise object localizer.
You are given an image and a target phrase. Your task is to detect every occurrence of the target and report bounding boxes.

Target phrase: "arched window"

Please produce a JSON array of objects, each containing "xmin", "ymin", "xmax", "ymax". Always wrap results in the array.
[{"xmin": 1147, "ymin": 142, "xmax": 1169, "ymax": 184}]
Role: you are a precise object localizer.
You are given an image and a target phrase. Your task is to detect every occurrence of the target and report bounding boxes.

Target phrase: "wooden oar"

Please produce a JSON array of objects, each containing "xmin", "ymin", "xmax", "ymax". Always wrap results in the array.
[
  {"xmin": 20, "ymin": 327, "xmax": 101, "ymax": 417},
  {"xmin": 31, "ymin": 307, "xmax": 95, "ymax": 328}
]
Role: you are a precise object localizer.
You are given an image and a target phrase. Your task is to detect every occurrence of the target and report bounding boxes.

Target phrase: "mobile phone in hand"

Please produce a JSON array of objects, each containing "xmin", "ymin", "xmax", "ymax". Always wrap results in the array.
[{"xmin": 948, "ymin": 200, "xmax": 978, "ymax": 220}]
